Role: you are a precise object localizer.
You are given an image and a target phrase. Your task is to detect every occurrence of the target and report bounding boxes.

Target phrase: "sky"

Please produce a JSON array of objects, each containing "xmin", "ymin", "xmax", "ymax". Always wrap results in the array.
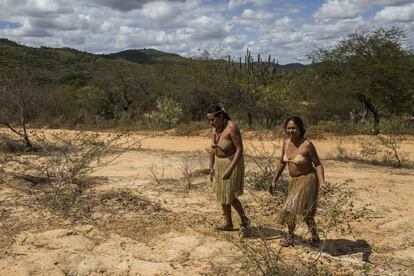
[{"xmin": 1, "ymin": 0, "xmax": 414, "ymax": 64}]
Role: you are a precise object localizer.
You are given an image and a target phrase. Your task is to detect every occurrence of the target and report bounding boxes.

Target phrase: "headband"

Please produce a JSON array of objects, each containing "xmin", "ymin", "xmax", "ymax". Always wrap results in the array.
[{"xmin": 210, "ymin": 108, "xmax": 226, "ymax": 115}]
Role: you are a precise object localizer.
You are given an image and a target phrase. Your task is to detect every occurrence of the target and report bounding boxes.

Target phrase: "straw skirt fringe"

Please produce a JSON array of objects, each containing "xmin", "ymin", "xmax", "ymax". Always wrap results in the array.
[
  {"xmin": 278, "ymin": 171, "xmax": 318, "ymax": 226},
  {"xmin": 214, "ymin": 156, "xmax": 244, "ymax": 205}
]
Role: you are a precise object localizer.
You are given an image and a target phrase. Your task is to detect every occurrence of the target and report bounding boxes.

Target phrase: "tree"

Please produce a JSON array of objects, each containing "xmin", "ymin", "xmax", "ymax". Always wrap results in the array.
[
  {"xmin": 93, "ymin": 63, "xmax": 157, "ymax": 120},
  {"xmin": 228, "ymin": 49, "xmax": 280, "ymax": 129},
  {"xmin": 0, "ymin": 71, "xmax": 39, "ymax": 148},
  {"xmin": 308, "ymin": 27, "xmax": 414, "ymax": 134}
]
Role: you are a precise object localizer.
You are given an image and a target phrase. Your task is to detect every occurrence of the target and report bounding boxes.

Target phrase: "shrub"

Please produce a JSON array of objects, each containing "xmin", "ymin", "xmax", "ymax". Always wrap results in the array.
[{"xmin": 145, "ymin": 98, "xmax": 183, "ymax": 129}]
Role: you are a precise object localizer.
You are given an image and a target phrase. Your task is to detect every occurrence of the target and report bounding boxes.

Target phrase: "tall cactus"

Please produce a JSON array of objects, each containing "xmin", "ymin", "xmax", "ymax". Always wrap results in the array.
[{"xmin": 241, "ymin": 48, "xmax": 278, "ymax": 86}]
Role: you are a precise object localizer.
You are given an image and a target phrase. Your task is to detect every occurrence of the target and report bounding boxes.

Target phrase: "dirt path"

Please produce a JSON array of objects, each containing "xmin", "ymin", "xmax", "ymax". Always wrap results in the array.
[{"xmin": 0, "ymin": 133, "xmax": 413, "ymax": 275}]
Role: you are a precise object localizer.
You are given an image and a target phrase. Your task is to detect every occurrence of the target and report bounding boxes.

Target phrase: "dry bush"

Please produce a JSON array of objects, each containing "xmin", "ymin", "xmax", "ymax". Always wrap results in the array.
[
  {"xmin": 230, "ymin": 179, "xmax": 370, "ymax": 275},
  {"xmin": 318, "ymin": 179, "xmax": 370, "ymax": 234},
  {"xmin": 330, "ymin": 135, "xmax": 409, "ymax": 167},
  {"xmin": 245, "ymin": 136, "xmax": 288, "ymax": 193},
  {"xmin": 180, "ymin": 153, "xmax": 196, "ymax": 190},
  {"xmin": 234, "ymin": 234, "xmax": 335, "ymax": 275},
  {"xmin": 180, "ymin": 151, "xmax": 209, "ymax": 189},
  {"xmin": 149, "ymin": 151, "xmax": 208, "ymax": 191},
  {"xmin": 2, "ymin": 130, "xmax": 141, "ymax": 214},
  {"xmin": 332, "ymin": 141, "xmax": 356, "ymax": 160},
  {"xmin": 149, "ymin": 161, "xmax": 166, "ymax": 185},
  {"xmin": 359, "ymin": 134, "xmax": 408, "ymax": 167}
]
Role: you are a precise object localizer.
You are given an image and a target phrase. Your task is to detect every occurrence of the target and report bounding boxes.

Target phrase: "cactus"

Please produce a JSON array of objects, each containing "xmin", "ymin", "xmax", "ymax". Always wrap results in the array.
[{"xmin": 239, "ymin": 48, "xmax": 278, "ymax": 86}]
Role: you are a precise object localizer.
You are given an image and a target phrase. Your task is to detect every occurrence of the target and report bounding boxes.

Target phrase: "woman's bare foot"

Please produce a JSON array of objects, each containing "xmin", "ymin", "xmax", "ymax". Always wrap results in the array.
[
  {"xmin": 280, "ymin": 237, "xmax": 295, "ymax": 247},
  {"xmin": 308, "ymin": 236, "xmax": 321, "ymax": 247},
  {"xmin": 215, "ymin": 223, "xmax": 234, "ymax": 231},
  {"xmin": 240, "ymin": 216, "xmax": 250, "ymax": 228}
]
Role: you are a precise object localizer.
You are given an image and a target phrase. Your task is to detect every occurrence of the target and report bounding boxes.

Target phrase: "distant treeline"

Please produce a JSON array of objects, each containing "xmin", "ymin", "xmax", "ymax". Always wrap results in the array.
[{"xmin": 0, "ymin": 27, "xmax": 413, "ymax": 135}]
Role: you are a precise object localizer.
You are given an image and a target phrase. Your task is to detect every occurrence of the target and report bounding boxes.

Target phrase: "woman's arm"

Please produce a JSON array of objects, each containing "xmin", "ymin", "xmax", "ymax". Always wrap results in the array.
[
  {"xmin": 308, "ymin": 141, "xmax": 327, "ymax": 189},
  {"xmin": 222, "ymin": 123, "xmax": 243, "ymax": 179},
  {"xmin": 269, "ymin": 140, "xmax": 287, "ymax": 194},
  {"xmin": 209, "ymin": 129, "xmax": 215, "ymax": 182},
  {"xmin": 209, "ymin": 148, "xmax": 215, "ymax": 182}
]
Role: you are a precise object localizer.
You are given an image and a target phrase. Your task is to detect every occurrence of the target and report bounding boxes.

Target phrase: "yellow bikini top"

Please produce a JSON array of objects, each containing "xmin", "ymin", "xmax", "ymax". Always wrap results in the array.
[{"xmin": 283, "ymin": 140, "xmax": 309, "ymax": 165}]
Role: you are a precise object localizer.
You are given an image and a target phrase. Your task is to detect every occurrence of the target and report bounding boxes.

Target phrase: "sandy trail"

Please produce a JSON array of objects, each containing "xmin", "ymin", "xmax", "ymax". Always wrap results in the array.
[{"xmin": 0, "ymin": 132, "xmax": 413, "ymax": 275}]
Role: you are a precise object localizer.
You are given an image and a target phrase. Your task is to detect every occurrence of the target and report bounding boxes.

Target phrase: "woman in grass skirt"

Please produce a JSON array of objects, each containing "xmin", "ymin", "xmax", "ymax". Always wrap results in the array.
[
  {"xmin": 207, "ymin": 104, "xmax": 250, "ymax": 231},
  {"xmin": 269, "ymin": 116, "xmax": 327, "ymax": 247}
]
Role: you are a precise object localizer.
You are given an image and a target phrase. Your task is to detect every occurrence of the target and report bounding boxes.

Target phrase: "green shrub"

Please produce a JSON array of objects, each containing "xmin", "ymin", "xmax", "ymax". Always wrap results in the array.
[{"xmin": 145, "ymin": 98, "xmax": 183, "ymax": 129}]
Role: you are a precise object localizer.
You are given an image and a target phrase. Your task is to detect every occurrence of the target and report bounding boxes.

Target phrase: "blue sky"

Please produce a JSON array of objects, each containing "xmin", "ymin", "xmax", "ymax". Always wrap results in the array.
[{"xmin": 1, "ymin": 0, "xmax": 413, "ymax": 64}]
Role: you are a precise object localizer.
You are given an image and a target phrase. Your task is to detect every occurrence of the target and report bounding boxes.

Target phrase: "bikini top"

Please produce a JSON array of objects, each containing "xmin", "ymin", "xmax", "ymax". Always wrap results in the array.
[{"xmin": 282, "ymin": 140, "xmax": 309, "ymax": 165}]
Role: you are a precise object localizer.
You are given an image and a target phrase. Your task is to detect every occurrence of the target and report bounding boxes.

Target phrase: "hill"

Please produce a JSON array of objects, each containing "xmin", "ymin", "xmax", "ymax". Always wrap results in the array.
[
  {"xmin": 0, "ymin": 39, "xmax": 193, "ymax": 86},
  {"xmin": 108, "ymin": 48, "xmax": 187, "ymax": 64},
  {"xmin": 279, "ymin": 62, "xmax": 308, "ymax": 70}
]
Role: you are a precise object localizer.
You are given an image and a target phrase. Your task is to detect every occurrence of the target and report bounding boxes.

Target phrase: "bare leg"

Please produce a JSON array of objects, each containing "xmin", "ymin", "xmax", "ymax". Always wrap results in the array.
[
  {"xmin": 230, "ymin": 198, "xmax": 249, "ymax": 225},
  {"xmin": 280, "ymin": 222, "xmax": 295, "ymax": 247},
  {"xmin": 305, "ymin": 217, "xmax": 320, "ymax": 242},
  {"xmin": 288, "ymin": 223, "xmax": 295, "ymax": 239},
  {"xmin": 217, "ymin": 204, "xmax": 233, "ymax": 229}
]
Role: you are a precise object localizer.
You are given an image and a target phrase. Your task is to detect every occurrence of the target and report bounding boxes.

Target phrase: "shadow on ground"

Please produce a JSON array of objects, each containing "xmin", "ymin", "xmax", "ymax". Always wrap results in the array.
[{"xmin": 319, "ymin": 239, "xmax": 372, "ymax": 262}]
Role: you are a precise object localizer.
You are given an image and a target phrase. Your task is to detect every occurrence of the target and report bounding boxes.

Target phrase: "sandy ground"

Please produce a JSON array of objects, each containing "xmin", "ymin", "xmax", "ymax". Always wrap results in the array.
[{"xmin": 0, "ymin": 131, "xmax": 413, "ymax": 275}]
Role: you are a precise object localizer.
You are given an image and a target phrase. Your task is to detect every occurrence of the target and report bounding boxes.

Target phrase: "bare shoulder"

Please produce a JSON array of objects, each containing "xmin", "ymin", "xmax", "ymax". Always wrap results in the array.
[
  {"xmin": 227, "ymin": 121, "xmax": 240, "ymax": 133},
  {"xmin": 303, "ymin": 139, "xmax": 317, "ymax": 151}
]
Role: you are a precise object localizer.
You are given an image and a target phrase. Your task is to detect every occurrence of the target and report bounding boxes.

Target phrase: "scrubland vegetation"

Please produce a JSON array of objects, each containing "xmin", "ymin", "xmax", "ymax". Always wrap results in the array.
[
  {"xmin": 0, "ymin": 27, "xmax": 413, "ymax": 275},
  {"xmin": 1, "ymin": 27, "xmax": 413, "ymax": 137}
]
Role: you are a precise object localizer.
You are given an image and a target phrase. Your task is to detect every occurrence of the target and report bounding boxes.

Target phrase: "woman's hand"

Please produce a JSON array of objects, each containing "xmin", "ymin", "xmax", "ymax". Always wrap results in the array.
[
  {"xmin": 319, "ymin": 180, "xmax": 329, "ymax": 190},
  {"xmin": 269, "ymin": 181, "xmax": 277, "ymax": 195},
  {"xmin": 209, "ymin": 169, "xmax": 214, "ymax": 183},
  {"xmin": 222, "ymin": 168, "xmax": 233, "ymax": 180}
]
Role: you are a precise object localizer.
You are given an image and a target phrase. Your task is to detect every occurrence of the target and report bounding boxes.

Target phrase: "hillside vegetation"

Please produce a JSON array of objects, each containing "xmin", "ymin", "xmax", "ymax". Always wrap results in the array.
[{"xmin": 0, "ymin": 27, "xmax": 413, "ymax": 137}]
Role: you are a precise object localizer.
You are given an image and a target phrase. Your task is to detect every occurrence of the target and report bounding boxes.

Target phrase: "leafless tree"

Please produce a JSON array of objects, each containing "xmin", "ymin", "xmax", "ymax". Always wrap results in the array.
[{"xmin": 0, "ymin": 71, "xmax": 38, "ymax": 149}]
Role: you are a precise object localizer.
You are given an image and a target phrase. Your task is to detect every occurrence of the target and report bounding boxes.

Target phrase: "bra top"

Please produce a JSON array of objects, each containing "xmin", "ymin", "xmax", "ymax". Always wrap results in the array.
[
  {"xmin": 211, "ymin": 131, "xmax": 235, "ymax": 157},
  {"xmin": 283, "ymin": 140, "xmax": 309, "ymax": 165}
]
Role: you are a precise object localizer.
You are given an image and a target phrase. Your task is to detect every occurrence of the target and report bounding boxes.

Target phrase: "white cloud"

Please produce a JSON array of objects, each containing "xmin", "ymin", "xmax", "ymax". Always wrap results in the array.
[
  {"xmin": 314, "ymin": 0, "xmax": 366, "ymax": 19},
  {"xmin": 185, "ymin": 15, "xmax": 230, "ymax": 41},
  {"xmin": 116, "ymin": 26, "xmax": 172, "ymax": 48},
  {"xmin": 314, "ymin": 0, "xmax": 414, "ymax": 19},
  {"xmin": 23, "ymin": 0, "xmax": 73, "ymax": 17},
  {"xmin": 374, "ymin": 3, "xmax": 414, "ymax": 22},
  {"xmin": 227, "ymin": 0, "xmax": 271, "ymax": 10},
  {"xmin": 228, "ymin": 0, "xmax": 249, "ymax": 10},
  {"xmin": 241, "ymin": 9, "xmax": 273, "ymax": 20},
  {"xmin": 1, "ymin": 0, "xmax": 414, "ymax": 64},
  {"xmin": 140, "ymin": 1, "xmax": 181, "ymax": 21},
  {"xmin": 273, "ymin": 16, "xmax": 295, "ymax": 29}
]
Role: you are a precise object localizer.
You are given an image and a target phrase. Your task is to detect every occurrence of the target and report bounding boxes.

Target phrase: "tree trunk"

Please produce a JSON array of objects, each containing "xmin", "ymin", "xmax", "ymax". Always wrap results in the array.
[
  {"xmin": 20, "ymin": 107, "xmax": 33, "ymax": 149},
  {"xmin": 363, "ymin": 101, "xmax": 379, "ymax": 135},
  {"xmin": 247, "ymin": 112, "xmax": 252, "ymax": 129},
  {"xmin": 22, "ymin": 124, "xmax": 32, "ymax": 149},
  {"xmin": 356, "ymin": 94, "xmax": 380, "ymax": 135}
]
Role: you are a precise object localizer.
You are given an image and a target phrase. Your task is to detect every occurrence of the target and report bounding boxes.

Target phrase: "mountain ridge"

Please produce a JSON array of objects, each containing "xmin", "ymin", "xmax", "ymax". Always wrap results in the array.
[{"xmin": 0, "ymin": 38, "xmax": 307, "ymax": 68}]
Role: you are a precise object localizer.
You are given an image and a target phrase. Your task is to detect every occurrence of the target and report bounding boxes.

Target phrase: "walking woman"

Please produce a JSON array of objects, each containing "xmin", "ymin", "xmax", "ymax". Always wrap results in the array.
[
  {"xmin": 207, "ymin": 104, "xmax": 250, "ymax": 231},
  {"xmin": 269, "ymin": 116, "xmax": 327, "ymax": 247}
]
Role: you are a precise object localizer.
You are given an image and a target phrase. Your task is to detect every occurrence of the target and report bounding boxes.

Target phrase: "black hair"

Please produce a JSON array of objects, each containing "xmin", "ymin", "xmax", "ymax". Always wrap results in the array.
[
  {"xmin": 207, "ymin": 104, "xmax": 231, "ymax": 120},
  {"xmin": 284, "ymin": 116, "xmax": 306, "ymax": 137}
]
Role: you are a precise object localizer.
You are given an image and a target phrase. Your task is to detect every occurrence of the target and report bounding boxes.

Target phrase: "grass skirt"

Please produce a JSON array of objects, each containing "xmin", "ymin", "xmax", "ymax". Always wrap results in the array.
[
  {"xmin": 214, "ymin": 155, "xmax": 244, "ymax": 205},
  {"xmin": 278, "ymin": 170, "xmax": 318, "ymax": 226}
]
